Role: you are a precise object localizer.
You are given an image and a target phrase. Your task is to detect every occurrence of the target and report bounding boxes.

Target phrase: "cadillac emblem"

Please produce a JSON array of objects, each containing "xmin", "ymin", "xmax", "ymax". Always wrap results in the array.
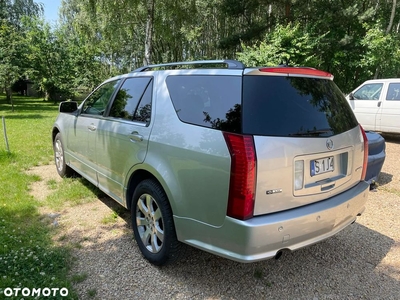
[{"xmin": 326, "ymin": 139, "xmax": 334, "ymax": 150}]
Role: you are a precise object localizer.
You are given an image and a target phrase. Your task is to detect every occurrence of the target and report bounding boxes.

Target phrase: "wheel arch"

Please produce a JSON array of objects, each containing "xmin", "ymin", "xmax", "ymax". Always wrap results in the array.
[
  {"xmin": 126, "ymin": 169, "xmax": 173, "ymax": 213},
  {"xmin": 52, "ymin": 127, "xmax": 60, "ymax": 142}
]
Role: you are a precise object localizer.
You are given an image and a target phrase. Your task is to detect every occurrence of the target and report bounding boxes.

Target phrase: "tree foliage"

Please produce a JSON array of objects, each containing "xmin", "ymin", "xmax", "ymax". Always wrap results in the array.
[
  {"xmin": 237, "ymin": 23, "xmax": 325, "ymax": 68},
  {"xmin": 53, "ymin": 0, "xmax": 400, "ymax": 92},
  {"xmin": 2, "ymin": 0, "xmax": 400, "ymax": 108},
  {"xmin": 0, "ymin": 20, "xmax": 25, "ymax": 110},
  {"xmin": 0, "ymin": 0, "xmax": 43, "ymax": 107},
  {"xmin": 23, "ymin": 18, "xmax": 76, "ymax": 100}
]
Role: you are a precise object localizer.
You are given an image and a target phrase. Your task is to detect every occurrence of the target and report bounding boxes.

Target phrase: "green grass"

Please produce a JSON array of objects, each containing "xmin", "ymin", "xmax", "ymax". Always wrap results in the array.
[
  {"xmin": 0, "ymin": 94, "xmax": 84, "ymax": 299},
  {"xmin": 101, "ymin": 211, "xmax": 119, "ymax": 224},
  {"xmin": 87, "ymin": 288, "xmax": 97, "ymax": 297},
  {"xmin": 70, "ymin": 273, "xmax": 88, "ymax": 284},
  {"xmin": 253, "ymin": 267, "xmax": 264, "ymax": 279},
  {"xmin": 46, "ymin": 179, "xmax": 58, "ymax": 190},
  {"xmin": 45, "ymin": 177, "xmax": 102, "ymax": 209}
]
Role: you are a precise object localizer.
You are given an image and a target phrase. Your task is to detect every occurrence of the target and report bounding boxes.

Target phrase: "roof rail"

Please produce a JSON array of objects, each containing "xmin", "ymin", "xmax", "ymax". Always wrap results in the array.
[{"xmin": 132, "ymin": 60, "xmax": 245, "ymax": 72}]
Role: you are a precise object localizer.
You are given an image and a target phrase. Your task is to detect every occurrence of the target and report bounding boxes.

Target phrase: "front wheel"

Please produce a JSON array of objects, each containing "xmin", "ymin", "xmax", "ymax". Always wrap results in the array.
[
  {"xmin": 53, "ymin": 133, "xmax": 74, "ymax": 178},
  {"xmin": 131, "ymin": 179, "xmax": 182, "ymax": 266}
]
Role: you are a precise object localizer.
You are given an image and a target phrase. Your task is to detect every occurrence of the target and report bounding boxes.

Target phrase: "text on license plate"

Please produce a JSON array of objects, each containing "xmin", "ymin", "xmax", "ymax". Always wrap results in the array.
[{"xmin": 311, "ymin": 156, "xmax": 334, "ymax": 176}]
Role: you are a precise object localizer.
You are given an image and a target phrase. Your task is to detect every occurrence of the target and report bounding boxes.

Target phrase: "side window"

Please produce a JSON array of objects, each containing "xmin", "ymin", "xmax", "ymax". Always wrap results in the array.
[
  {"xmin": 166, "ymin": 75, "xmax": 242, "ymax": 133},
  {"xmin": 386, "ymin": 83, "xmax": 400, "ymax": 100},
  {"xmin": 109, "ymin": 77, "xmax": 152, "ymax": 121},
  {"xmin": 353, "ymin": 83, "xmax": 383, "ymax": 100},
  {"xmin": 82, "ymin": 80, "xmax": 121, "ymax": 115},
  {"xmin": 133, "ymin": 80, "xmax": 153, "ymax": 125}
]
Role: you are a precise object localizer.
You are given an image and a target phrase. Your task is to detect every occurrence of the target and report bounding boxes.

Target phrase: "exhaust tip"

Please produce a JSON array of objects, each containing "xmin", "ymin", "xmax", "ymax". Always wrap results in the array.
[{"xmin": 275, "ymin": 250, "xmax": 283, "ymax": 260}]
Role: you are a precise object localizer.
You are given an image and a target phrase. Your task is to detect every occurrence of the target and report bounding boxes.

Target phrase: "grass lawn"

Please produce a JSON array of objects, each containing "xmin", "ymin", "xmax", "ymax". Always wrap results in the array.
[{"xmin": 0, "ymin": 94, "xmax": 89, "ymax": 299}]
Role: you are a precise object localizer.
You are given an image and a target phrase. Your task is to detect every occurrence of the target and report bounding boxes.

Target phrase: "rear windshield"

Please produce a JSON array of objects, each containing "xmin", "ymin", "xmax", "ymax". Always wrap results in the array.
[{"xmin": 243, "ymin": 76, "xmax": 358, "ymax": 137}]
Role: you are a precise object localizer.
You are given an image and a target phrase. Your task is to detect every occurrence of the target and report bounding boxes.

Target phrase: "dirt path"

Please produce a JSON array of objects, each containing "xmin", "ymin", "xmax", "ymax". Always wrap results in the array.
[{"xmin": 27, "ymin": 138, "xmax": 400, "ymax": 299}]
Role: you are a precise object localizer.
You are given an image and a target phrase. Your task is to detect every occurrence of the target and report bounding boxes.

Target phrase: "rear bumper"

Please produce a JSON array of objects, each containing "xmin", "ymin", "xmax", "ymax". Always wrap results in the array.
[{"xmin": 175, "ymin": 180, "xmax": 369, "ymax": 263}]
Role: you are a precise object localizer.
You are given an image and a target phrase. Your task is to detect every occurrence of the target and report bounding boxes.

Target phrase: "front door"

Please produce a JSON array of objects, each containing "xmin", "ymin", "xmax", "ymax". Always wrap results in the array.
[
  {"xmin": 67, "ymin": 79, "xmax": 121, "ymax": 185},
  {"xmin": 348, "ymin": 82, "xmax": 383, "ymax": 131}
]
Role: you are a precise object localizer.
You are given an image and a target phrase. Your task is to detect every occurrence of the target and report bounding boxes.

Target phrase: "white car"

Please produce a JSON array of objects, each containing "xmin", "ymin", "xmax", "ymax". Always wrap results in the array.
[{"xmin": 347, "ymin": 78, "xmax": 400, "ymax": 134}]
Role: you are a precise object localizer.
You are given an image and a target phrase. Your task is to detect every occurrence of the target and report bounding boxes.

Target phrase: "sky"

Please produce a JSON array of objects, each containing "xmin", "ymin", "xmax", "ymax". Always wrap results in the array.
[{"xmin": 39, "ymin": 0, "xmax": 62, "ymax": 23}]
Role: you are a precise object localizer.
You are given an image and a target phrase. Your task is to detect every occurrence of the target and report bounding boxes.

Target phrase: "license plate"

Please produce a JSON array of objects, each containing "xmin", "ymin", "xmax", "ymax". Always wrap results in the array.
[{"xmin": 311, "ymin": 156, "xmax": 334, "ymax": 176}]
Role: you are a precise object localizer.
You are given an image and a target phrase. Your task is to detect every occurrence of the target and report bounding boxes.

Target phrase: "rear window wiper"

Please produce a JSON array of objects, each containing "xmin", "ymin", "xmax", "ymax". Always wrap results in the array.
[{"xmin": 288, "ymin": 128, "xmax": 333, "ymax": 137}]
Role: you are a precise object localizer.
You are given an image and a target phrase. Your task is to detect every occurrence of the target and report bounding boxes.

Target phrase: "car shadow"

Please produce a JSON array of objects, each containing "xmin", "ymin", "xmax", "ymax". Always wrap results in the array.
[
  {"xmin": 381, "ymin": 133, "xmax": 400, "ymax": 144},
  {"xmin": 377, "ymin": 172, "xmax": 393, "ymax": 186},
  {"xmin": 70, "ymin": 195, "xmax": 400, "ymax": 299}
]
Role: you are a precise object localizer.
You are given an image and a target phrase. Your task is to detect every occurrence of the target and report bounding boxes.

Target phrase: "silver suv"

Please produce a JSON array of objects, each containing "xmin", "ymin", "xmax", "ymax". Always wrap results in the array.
[{"xmin": 52, "ymin": 60, "xmax": 370, "ymax": 265}]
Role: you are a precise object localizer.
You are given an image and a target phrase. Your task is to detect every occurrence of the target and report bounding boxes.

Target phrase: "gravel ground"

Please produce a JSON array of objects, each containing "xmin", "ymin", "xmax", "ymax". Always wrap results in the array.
[{"xmin": 29, "ymin": 135, "xmax": 400, "ymax": 300}]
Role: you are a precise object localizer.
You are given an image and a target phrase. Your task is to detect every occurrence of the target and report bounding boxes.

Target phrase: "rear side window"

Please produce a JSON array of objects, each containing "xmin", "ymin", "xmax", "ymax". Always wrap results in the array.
[
  {"xmin": 109, "ymin": 77, "xmax": 152, "ymax": 121},
  {"xmin": 133, "ymin": 80, "xmax": 153, "ymax": 125},
  {"xmin": 166, "ymin": 75, "xmax": 242, "ymax": 133},
  {"xmin": 386, "ymin": 83, "xmax": 400, "ymax": 100},
  {"xmin": 243, "ymin": 76, "xmax": 358, "ymax": 137}
]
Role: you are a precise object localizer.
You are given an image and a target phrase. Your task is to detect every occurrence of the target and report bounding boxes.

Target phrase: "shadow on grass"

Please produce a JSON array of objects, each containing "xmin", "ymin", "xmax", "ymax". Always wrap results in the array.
[
  {"xmin": 97, "ymin": 195, "xmax": 131, "ymax": 225},
  {"xmin": 0, "ymin": 150, "xmax": 15, "ymax": 161},
  {"xmin": 0, "ymin": 95, "xmax": 59, "ymax": 114},
  {"xmin": 1, "ymin": 114, "xmax": 47, "ymax": 120}
]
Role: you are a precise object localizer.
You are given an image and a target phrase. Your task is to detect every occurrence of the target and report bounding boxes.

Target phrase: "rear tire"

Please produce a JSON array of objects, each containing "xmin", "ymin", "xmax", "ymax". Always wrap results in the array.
[
  {"xmin": 131, "ymin": 179, "xmax": 182, "ymax": 266},
  {"xmin": 53, "ymin": 133, "xmax": 74, "ymax": 178}
]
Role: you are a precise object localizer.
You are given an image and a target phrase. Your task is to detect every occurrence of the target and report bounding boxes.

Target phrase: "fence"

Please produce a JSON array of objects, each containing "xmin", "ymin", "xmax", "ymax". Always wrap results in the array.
[{"xmin": 1, "ymin": 116, "xmax": 10, "ymax": 153}]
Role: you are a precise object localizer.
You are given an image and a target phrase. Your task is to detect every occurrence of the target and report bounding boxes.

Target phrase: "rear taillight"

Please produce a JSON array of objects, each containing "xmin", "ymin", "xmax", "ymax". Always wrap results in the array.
[
  {"xmin": 360, "ymin": 125, "xmax": 368, "ymax": 181},
  {"xmin": 223, "ymin": 132, "xmax": 256, "ymax": 220}
]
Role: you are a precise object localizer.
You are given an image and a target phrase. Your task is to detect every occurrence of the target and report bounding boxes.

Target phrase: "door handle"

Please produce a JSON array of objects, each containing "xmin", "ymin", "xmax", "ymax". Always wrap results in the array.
[
  {"xmin": 129, "ymin": 131, "xmax": 143, "ymax": 142},
  {"xmin": 377, "ymin": 101, "xmax": 382, "ymax": 107},
  {"xmin": 88, "ymin": 124, "xmax": 97, "ymax": 131}
]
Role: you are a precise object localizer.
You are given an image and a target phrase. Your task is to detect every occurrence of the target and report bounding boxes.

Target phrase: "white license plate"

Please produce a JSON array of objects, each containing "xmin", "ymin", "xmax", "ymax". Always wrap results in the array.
[{"xmin": 311, "ymin": 156, "xmax": 334, "ymax": 176}]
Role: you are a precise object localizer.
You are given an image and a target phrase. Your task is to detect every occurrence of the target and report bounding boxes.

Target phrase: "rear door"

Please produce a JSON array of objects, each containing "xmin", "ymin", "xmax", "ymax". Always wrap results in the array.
[
  {"xmin": 378, "ymin": 82, "xmax": 400, "ymax": 133},
  {"xmin": 95, "ymin": 76, "xmax": 154, "ymax": 203},
  {"xmin": 347, "ymin": 82, "xmax": 384, "ymax": 131},
  {"xmin": 242, "ymin": 70, "xmax": 364, "ymax": 215}
]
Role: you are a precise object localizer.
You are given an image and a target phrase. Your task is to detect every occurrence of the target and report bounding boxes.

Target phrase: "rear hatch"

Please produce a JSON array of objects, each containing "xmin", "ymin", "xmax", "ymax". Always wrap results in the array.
[{"xmin": 242, "ymin": 68, "xmax": 366, "ymax": 215}]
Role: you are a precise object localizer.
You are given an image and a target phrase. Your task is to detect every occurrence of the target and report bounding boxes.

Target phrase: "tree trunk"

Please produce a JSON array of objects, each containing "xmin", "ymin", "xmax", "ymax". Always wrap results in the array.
[
  {"xmin": 386, "ymin": 0, "xmax": 397, "ymax": 34},
  {"xmin": 285, "ymin": 0, "xmax": 291, "ymax": 23},
  {"xmin": 143, "ymin": 0, "xmax": 155, "ymax": 66},
  {"xmin": 375, "ymin": 0, "xmax": 397, "ymax": 78},
  {"xmin": 5, "ymin": 80, "xmax": 14, "ymax": 111},
  {"xmin": 10, "ymin": 92, "xmax": 14, "ymax": 112},
  {"xmin": 6, "ymin": 87, "xmax": 11, "ymax": 104}
]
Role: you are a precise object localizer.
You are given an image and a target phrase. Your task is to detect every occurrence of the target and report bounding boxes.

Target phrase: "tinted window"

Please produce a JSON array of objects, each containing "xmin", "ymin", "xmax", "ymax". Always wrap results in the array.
[
  {"xmin": 166, "ymin": 75, "xmax": 242, "ymax": 133},
  {"xmin": 353, "ymin": 83, "xmax": 383, "ymax": 100},
  {"xmin": 109, "ymin": 77, "xmax": 152, "ymax": 120},
  {"xmin": 243, "ymin": 76, "xmax": 358, "ymax": 137},
  {"xmin": 82, "ymin": 80, "xmax": 121, "ymax": 115},
  {"xmin": 386, "ymin": 83, "xmax": 400, "ymax": 100},
  {"xmin": 134, "ymin": 80, "xmax": 153, "ymax": 125}
]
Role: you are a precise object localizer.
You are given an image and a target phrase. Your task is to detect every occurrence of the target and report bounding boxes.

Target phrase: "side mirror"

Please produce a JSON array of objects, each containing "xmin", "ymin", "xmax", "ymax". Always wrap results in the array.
[
  {"xmin": 348, "ymin": 93, "xmax": 355, "ymax": 100},
  {"xmin": 59, "ymin": 101, "xmax": 78, "ymax": 113}
]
